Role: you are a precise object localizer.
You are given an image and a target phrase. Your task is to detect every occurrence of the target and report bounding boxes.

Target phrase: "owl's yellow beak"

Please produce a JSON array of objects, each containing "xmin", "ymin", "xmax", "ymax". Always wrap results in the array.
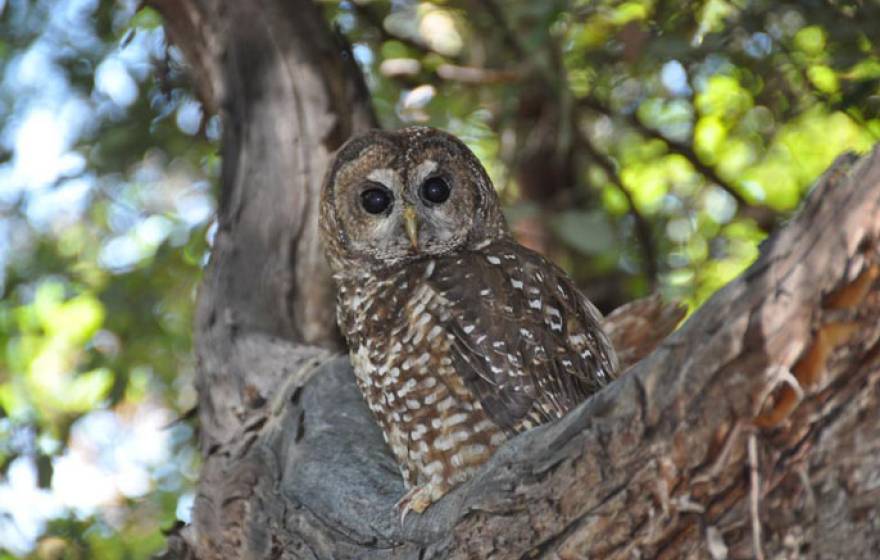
[{"xmin": 403, "ymin": 206, "xmax": 419, "ymax": 251}]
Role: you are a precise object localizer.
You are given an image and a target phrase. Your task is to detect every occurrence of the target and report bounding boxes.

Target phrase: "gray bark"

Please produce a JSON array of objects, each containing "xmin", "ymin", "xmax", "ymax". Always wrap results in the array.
[{"xmin": 150, "ymin": 1, "xmax": 880, "ymax": 558}]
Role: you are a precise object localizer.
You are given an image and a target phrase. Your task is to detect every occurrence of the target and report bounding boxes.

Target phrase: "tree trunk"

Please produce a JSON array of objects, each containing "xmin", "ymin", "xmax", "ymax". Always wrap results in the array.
[{"xmin": 150, "ymin": 1, "xmax": 880, "ymax": 558}]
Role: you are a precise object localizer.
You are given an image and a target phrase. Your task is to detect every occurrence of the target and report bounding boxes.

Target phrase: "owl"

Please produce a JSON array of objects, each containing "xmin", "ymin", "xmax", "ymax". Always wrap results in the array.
[{"xmin": 319, "ymin": 127, "xmax": 618, "ymax": 517}]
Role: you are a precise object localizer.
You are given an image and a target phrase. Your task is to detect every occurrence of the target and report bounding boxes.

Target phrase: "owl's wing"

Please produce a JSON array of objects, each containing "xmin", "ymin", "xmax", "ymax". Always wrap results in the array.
[{"xmin": 429, "ymin": 241, "xmax": 618, "ymax": 434}]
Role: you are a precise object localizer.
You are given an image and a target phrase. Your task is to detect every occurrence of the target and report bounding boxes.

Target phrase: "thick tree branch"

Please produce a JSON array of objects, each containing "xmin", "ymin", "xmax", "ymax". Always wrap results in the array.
[
  {"xmin": 144, "ymin": 0, "xmax": 378, "ymax": 550},
  {"xmin": 146, "ymin": 0, "xmax": 375, "ymax": 349}
]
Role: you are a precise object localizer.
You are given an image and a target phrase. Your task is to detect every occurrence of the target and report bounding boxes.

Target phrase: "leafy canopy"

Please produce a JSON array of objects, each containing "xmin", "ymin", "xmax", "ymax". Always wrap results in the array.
[{"xmin": 0, "ymin": 0, "xmax": 877, "ymax": 557}]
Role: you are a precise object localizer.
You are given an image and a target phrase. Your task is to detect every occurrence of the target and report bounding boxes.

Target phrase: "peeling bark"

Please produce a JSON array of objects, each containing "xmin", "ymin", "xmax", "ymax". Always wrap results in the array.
[{"xmin": 150, "ymin": 1, "xmax": 880, "ymax": 558}]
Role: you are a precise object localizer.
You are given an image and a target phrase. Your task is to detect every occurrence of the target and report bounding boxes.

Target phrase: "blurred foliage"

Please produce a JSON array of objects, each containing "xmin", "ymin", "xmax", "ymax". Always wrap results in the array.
[
  {"xmin": 0, "ymin": 0, "xmax": 212, "ymax": 557},
  {"xmin": 0, "ymin": 0, "xmax": 878, "ymax": 557}
]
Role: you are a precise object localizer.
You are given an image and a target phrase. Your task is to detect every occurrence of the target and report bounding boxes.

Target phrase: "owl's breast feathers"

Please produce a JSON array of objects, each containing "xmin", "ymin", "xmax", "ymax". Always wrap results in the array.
[{"xmin": 336, "ymin": 239, "xmax": 617, "ymax": 491}]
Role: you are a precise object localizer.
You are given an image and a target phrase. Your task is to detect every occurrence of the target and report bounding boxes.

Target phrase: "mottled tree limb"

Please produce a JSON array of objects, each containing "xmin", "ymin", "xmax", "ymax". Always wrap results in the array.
[{"xmin": 149, "ymin": 1, "xmax": 880, "ymax": 558}]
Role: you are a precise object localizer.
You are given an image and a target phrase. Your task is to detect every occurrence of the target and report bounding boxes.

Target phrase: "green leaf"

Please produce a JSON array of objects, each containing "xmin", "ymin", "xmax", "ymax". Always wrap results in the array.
[
  {"xmin": 794, "ymin": 26, "xmax": 826, "ymax": 56},
  {"xmin": 63, "ymin": 368, "xmax": 114, "ymax": 412},
  {"xmin": 807, "ymin": 65, "xmax": 839, "ymax": 94},
  {"xmin": 129, "ymin": 6, "xmax": 163, "ymax": 30},
  {"xmin": 551, "ymin": 211, "xmax": 614, "ymax": 256}
]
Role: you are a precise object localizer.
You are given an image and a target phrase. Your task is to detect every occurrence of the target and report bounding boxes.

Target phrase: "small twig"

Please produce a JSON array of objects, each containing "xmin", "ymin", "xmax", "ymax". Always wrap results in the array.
[
  {"xmin": 473, "ymin": 0, "xmax": 527, "ymax": 61},
  {"xmin": 748, "ymin": 432, "xmax": 765, "ymax": 560},
  {"xmin": 435, "ymin": 64, "xmax": 520, "ymax": 84},
  {"xmin": 673, "ymin": 494, "xmax": 706, "ymax": 514},
  {"xmin": 797, "ymin": 464, "xmax": 817, "ymax": 520},
  {"xmin": 573, "ymin": 127, "xmax": 659, "ymax": 287},
  {"xmin": 693, "ymin": 421, "xmax": 744, "ymax": 484}
]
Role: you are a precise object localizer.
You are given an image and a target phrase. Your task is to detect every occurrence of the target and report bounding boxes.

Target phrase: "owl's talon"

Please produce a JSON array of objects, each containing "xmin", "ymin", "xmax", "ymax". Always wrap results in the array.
[{"xmin": 396, "ymin": 485, "xmax": 434, "ymax": 524}]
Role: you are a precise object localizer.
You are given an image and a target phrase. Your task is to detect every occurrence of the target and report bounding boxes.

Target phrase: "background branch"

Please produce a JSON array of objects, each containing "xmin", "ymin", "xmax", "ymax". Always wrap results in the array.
[
  {"xmin": 577, "ymin": 95, "xmax": 781, "ymax": 232},
  {"xmin": 572, "ymin": 126, "xmax": 660, "ymax": 287}
]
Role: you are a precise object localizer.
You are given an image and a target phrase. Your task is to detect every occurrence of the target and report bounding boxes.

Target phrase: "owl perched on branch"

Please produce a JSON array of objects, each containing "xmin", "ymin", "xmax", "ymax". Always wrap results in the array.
[{"xmin": 320, "ymin": 127, "xmax": 618, "ymax": 517}]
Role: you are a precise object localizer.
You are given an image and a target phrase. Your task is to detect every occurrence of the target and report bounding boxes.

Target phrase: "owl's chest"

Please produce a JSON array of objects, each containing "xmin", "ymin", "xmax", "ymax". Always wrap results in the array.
[
  {"xmin": 335, "ymin": 266, "xmax": 506, "ymax": 488},
  {"xmin": 338, "ymin": 270, "xmax": 448, "ymax": 385}
]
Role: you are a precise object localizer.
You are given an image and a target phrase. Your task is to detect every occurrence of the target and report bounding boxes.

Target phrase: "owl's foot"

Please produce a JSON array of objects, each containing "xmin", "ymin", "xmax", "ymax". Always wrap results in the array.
[{"xmin": 395, "ymin": 484, "xmax": 437, "ymax": 523}]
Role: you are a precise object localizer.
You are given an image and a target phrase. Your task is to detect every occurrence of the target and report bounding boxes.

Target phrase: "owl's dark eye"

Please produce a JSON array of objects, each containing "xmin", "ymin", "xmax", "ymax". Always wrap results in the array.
[
  {"xmin": 361, "ymin": 186, "xmax": 393, "ymax": 214},
  {"xmin": 420, "ymin": 177, "xmax": 451, "ymax": 204}
]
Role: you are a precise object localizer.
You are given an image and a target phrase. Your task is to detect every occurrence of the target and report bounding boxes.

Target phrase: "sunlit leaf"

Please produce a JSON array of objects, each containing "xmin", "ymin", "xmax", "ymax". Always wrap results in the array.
[
  {"xmin": 609, "ymin": 2, "xmax": 649, "ymax": 25},
  {"xmin": 694, "ymin": 115, "xmax": 727, "ymax": 164},
  {"xmin": 45, "ymin": 294, "xmax": 106, "ymax": 345},
  {"xmin": 129, "ymin": 6, "xmax": 163, "ymax": 30},
  {"xmin": 601, "ymin": 185, "xmax": 630, "ymax": 216},
  {"xmin": 794, "ymin": 25, "xmax": 826, "ymax": 56},
  {"xmin": 551, "ymin": 211, "xmax": 614, "ymax": 256},
  {"xmin": 695, "ymin": 75, "xmax": 753, "ymax": 119},
  {"xmin": 63, "ymin": 368, "xmax": 114, "ymax": 412},
  {"xmin": 806, "ymin": 64, "xmax": 839, "ymax": 94}
]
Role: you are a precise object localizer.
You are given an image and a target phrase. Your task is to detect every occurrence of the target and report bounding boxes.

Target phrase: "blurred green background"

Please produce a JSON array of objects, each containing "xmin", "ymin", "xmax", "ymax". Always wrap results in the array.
[{"xmin": 0, "ymin": 0, "xmax": 877, "ymax": 557}]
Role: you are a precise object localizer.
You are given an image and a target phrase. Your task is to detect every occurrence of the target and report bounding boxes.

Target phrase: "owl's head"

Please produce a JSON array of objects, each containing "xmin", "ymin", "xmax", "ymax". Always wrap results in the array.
[{"xmin": 320, "ymin": 127, "xmax": 509, "ymax": 275}]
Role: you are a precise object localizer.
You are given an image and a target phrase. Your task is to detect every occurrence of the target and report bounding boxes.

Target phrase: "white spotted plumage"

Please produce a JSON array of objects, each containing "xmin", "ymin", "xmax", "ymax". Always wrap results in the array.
[{"xmin": 320, "ymin": 126, "xmax": 618, "ymax": 516}]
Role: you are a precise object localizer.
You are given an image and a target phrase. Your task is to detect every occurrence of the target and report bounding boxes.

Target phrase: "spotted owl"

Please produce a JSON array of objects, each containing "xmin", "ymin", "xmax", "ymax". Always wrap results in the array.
[{"xmin": 319, "ymin": 126, "xmax": 618, "ymax": 517}]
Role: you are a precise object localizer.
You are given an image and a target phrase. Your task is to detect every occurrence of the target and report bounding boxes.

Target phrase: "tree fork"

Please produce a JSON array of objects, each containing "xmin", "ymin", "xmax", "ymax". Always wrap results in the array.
[{"xmin": 150, "ymin": 1, "xmax": 880, "ymax": 558}]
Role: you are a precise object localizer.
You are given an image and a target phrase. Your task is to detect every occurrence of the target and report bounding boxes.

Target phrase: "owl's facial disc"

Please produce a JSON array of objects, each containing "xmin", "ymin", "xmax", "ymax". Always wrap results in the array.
[
  {"xmin": 334, "ymin": 156, "xmax": 476, "ymax": 266},
  {"xmin": 321, "ymin": 127, "xmax": 511, "ymax": 273}
]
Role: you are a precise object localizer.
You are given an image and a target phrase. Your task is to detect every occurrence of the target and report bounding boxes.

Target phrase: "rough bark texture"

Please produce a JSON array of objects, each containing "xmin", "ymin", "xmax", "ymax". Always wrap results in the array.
[
  {"xmin": 145, "ymin": 0, "xmax": 375, "ymax": 445},
  {"xmin": 151, "ymin": 1, "xmax": 880, "ymax": 558}
]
